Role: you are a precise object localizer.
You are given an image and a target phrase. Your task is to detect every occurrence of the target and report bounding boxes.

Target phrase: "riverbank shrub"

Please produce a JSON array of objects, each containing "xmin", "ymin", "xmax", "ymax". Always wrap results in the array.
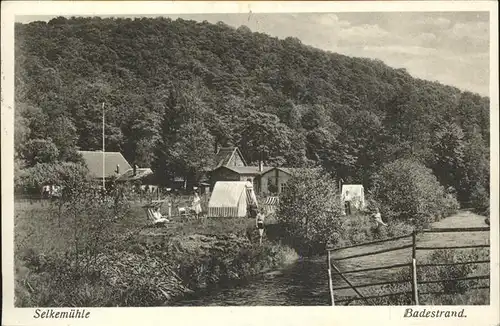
[
  {"xmin": 16, "ymin": 225, "xmax": 298, "ymax": 307},
  {"xmin": 15, "ymin": 248, "xmax": 190, "ymax": 307},
  {"xmin": 372, "ymin": 159, "xmax": 459, "ymax": 228},
  {"xmin": 133, "ymin": 233, "xmax": 298, "ymax": 290},
  {"xmin": 277, "ymin": 168, "xmax": 343, "ymax": 254}
]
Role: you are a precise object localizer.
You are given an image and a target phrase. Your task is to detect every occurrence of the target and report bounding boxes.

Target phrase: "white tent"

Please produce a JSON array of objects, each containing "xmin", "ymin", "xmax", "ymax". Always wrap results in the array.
[
  {"xmin": 341, "ymin": 184, "xmax": 366, "ymax": 211},
  {"xmin": 208, "ymin": 181, "xmax": 258, "ymax": 218}
]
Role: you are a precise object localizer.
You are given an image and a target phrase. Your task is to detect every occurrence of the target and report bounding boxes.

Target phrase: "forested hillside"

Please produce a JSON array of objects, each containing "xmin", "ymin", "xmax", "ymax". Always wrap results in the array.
[{"xmin": 14, "ymin": 16, "xmax": 489, "ymax": 205}]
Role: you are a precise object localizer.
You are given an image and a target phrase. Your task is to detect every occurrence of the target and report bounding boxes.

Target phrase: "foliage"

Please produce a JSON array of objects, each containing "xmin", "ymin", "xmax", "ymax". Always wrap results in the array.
[
  {"xmin": 22, "ymin": 139, "xmax": 59, "ymax": 166},
  {"xmin": 15, "ymin": 209, "xmax": 297, "ymax": 306},
  {"xmin": 372, "ymin": 159, "xmax": 459, "ymax": 227},
  {"xmin": 335, "ymin": 214, "xmax": 414, "ymax": 247},
  {"xmin": 15, "ymin": 249, "xmax": 189, "ymax": 307},
  {"xmin": 166, "ymin": 121, "xmax": 215, "ymax": 183},
  {"xmin": 14, "ymin": 17, "xmax": 489, "ymax": 197},
  {"xmin": 418, "ymin": 249, "xmax": 488, "ymax": 295},
  {"xmin": 277, "ymin": 167, "xmax": 343, "ymax": 253},
  {"xmin": 17, "ymin": 161, "xmax": 90, "ymax": 195}
]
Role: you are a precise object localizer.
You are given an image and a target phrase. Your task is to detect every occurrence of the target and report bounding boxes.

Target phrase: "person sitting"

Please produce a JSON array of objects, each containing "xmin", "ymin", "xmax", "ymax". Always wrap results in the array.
[{"xmin": 147, "ymin": 206, "xmax": 169, "ymax": 226}]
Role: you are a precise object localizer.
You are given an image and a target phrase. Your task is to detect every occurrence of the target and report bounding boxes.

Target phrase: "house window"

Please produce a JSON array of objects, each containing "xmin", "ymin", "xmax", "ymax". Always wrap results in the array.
[{"xmin": 280, "ymin": 182, "xmax": 289, "ymax": 193}]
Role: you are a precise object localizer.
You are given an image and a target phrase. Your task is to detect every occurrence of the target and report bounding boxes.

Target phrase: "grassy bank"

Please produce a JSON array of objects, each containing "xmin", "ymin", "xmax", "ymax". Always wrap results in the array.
[{"xmin": 14, "ymin": 200, "xmax": 298, "ymax": 307}]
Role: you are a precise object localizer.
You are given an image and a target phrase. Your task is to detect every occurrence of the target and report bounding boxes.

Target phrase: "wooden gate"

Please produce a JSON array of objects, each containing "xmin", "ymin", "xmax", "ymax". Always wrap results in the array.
[{"xmin": 326, "ymin": 227, "xmax": 490, "ymax": 306}]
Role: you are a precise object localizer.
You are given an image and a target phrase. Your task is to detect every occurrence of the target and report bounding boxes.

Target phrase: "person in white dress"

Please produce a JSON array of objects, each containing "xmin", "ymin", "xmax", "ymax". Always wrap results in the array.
[{"xmin": 192, "ymin": 191, "xmax": 202, "ymax": 218}]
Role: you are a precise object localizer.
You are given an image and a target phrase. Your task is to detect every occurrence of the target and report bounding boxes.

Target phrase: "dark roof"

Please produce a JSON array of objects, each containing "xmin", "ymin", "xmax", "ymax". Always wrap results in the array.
[
  {"xmin": 78, "ymin": 150, "xmax": 131, "ymax": 179},
  {"xmin": 261, "ymin": 167, "xmax": 320, "ymax": 176},
  {"xmin": 214, "ymin": 147, "xmax": 247, "ymax": 168},
  {"xmin": 116, "ymin": 168, "xmax": 153, "ymax": 182},
  {"xmin": 219, "ymin": 165, "xmax": 273, "ymax": 175}
]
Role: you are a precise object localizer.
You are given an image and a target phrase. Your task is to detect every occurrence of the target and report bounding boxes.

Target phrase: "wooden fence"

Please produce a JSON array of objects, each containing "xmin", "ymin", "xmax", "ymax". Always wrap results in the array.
[{"xmin": 326, "ymin": 227, "xmax": 490, "ymax": 306}]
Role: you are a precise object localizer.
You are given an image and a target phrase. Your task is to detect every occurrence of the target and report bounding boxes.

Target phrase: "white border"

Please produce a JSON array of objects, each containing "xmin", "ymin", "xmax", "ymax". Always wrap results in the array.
[{"xmin": 2, "ymin": 2, "xmax": 499, "ymax": 326}]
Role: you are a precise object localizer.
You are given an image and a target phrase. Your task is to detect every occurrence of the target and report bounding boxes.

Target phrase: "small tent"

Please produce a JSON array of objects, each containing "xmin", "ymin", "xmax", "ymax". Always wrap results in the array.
[
  {"xmin": 341, "ymin": 184, "xmax": 366, "ymax": 213},
  {"xmin": 208, "ymin": 181, "xmax": 258, "ymax": 218}
]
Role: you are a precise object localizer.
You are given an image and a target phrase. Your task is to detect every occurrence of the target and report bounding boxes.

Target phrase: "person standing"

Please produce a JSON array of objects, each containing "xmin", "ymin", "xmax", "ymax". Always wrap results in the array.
[
  {"xmin": 249, "ymin": 204, "xmax": 258, "ymax": 219},
  {"xmin": 256, "ymin": 208, "xmax": 266, "ymax": 245},
  {"xmin": 343, "ymin": 190, "xmax": 352, "ymax": 216},
  {"xmin": 192, "ymin": 191, "xmax": 202, "ymax": 218}
]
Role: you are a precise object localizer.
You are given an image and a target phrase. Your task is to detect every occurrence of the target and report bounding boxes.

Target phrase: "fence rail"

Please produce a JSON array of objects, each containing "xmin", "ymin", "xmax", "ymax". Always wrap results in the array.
[
  {"xmin": 420, "ymin": 227, "xmax": 490, "ymax": 233},
  {"xmin": 332, "ymin": 278, "xmax": 411, "ymax": 291},
  {"xmin": 333, "ymin": 244, "xmax": 413, "ymax": 261},
  {"xmin": 326, "ymin": 227, "xmax": 490, "ymax": 306},
  {"xmin": 418, "ymin": 260, "xmax": 490, "ymax": 267},
  {"xmin": 341, "ymin": 262, "xmax": 411, "ymax": 275},
  {"xmin": 418, "ymin": 275, "xmax": 489, "ymax": 285},
  {"xmin": 335, "ymin": 290, "xmax": 412, "ymax": 303},
  {"xmin": 327, "ymin": 234, "xmax": 412, "ymax": 251},
  {"xmin": 416, "ymin": 244, "xmax": 490, "ymax": 250}
]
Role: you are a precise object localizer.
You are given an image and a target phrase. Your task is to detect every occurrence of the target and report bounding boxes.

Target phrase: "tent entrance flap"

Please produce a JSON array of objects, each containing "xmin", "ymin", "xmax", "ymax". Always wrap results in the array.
[{"xmin": 341, "ymin": 184, "xmax": 366, "ymax": 210}]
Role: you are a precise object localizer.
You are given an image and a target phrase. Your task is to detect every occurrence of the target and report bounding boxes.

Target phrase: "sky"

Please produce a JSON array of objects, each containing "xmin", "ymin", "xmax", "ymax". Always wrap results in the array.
[{"xmin": 16, "ymin": 12, "xmax": 490, "ymax": 96}]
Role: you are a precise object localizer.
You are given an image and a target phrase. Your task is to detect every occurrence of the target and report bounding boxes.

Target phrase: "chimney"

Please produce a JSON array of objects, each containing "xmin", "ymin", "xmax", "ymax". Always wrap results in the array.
[
  {"xmin": 116, "ymin": 164, "xmax": 120, "ymax": 175},
  {"xmin": 133, "ymin": 164, "xmax": 137, "ymax": 176}
]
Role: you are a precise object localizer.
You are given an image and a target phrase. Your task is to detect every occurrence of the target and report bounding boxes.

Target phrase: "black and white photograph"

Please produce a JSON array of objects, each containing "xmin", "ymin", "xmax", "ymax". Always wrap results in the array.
[{"xmin": 1, "ymin": 1, "xmax": 499, "ymax": 325}]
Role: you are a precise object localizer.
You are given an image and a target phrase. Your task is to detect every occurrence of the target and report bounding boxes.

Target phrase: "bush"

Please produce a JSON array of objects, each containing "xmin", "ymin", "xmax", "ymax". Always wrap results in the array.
[
  {"xmin": 277, "ymin": 168, "xmax": 343, "ymax": 254},
  {"xmin": 17, "ymin": 161, "xmax": 91, "ymax": 196},
  {"xmin": 373, "ymin": 159, "xmax": 459, "ymax": 227}
]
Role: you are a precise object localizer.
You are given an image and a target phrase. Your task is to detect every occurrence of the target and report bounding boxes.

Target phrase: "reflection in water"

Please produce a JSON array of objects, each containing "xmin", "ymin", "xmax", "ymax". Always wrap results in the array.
[{"xmin": 171, "ymin": 256, "xmax": 332, "ymax": 306}]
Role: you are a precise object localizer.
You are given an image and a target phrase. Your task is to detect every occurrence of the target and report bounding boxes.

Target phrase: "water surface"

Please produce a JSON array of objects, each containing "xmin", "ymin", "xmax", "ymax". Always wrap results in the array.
[{"xmin": 172, "ymin": 256, "xmax": 332, "ymax": 306}]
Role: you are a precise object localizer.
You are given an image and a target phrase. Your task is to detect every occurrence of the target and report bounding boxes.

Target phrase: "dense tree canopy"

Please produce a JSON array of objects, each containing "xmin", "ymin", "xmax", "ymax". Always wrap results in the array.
[{"xmin": 15, "ymin": 17, "xmax": 489, "ymax": 204}]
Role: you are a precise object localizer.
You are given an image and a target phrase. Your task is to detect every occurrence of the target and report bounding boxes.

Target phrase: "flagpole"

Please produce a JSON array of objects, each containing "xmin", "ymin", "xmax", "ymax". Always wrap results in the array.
[{"xmin": 102, "ymin": 102, "xmax": 105, "ymax": 191}]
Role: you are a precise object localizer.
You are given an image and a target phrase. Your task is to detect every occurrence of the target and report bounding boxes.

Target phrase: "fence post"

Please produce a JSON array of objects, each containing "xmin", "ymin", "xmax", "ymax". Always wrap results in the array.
[
  {"xmin": 411, "ymin": 230, "xmax": 419, "ymax": 305},
  {"xmin": 330, "ymin": 262, "xmax": 368, "ymax": 304},
  {"xmin": 327, "ymin": 250, "xmax": 335, "ymax": 306}
]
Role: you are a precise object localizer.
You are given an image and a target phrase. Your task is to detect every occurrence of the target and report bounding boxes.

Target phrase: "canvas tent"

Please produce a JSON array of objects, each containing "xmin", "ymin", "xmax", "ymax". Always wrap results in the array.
[
  {"xmin": 341, "ymin": 184, "xmax": 366, "ymax": 212},
  {"xmin": 208, "ymin": 181, "xmax": 258, "ymax": 218}
]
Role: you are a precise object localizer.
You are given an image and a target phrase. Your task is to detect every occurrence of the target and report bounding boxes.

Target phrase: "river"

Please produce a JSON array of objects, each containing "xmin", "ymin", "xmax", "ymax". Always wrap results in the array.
[{"xmin": 171, "ymin": 256, "xmax": 333, "ymax": 306}]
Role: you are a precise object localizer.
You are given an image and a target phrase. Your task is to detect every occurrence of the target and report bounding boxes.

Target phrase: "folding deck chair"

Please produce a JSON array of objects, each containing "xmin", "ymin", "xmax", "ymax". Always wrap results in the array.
[{"xmin": 143, "ymin": 201, "xmax": 169, "ymax": 226}]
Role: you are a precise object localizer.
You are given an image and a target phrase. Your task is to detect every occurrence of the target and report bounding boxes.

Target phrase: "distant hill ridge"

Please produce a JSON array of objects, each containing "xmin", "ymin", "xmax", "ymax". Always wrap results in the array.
[{"xmin": 14, "ymin": 16, "xmax": 489, "ymax": 200}]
